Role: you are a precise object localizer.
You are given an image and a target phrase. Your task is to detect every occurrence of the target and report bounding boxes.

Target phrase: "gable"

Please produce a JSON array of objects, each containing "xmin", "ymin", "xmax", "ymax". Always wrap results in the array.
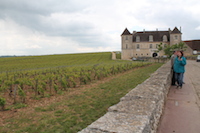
[{"xmin": 121, "ymin": 28, "xmax": 131, "ymax": 35}]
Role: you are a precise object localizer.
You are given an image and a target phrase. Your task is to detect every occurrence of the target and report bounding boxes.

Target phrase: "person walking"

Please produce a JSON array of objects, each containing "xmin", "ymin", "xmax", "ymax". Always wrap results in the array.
[
  {"xmin": 173, "ymin": 51, "xmax": 187, "ymax": 88},
  {"xmin": 171, "ymin": 51, "xmax": 177, "ymax": 85}
]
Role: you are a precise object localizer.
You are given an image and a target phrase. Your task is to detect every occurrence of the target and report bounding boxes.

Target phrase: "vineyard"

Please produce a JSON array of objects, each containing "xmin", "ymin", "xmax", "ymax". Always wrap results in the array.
[{"xmin": 0, "ymin": 52, "xmax": 151, "ymax": 110}]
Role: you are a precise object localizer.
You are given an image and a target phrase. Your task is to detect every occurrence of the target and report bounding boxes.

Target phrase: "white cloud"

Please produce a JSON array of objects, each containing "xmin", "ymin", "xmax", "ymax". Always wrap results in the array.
[
  {"xmin": 195, "ymin": 26, "xmax": 200, "ymax": 30},
  {"xmin": 0, "ymin": 0, "xmax": 200, "ymax": 55}
]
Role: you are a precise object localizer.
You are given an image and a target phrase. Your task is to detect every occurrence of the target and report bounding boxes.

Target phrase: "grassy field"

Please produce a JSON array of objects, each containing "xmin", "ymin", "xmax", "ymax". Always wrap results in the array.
[
  {"xmin": 0, "ymin": 52, "xmax": 163, "ymax": 133},
  {"xmin": 0, "ymin": 52, "xmax": 112, "ymax": 72}
]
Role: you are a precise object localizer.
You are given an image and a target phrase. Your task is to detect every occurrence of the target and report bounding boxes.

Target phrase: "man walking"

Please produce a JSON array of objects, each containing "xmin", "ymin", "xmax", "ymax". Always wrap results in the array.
[{"xmin": 171, "ymin": 51, "xmax": 177, "ymax": 85}]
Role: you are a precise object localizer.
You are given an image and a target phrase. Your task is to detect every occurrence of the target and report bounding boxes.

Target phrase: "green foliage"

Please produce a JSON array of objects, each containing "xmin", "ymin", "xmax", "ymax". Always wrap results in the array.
[
  {"xmin": 13, "ymin": 103, "xmax": 27, "ymax": 109},
  {"xmin": 60, "ymin": 78, "xmax": 67, "ymax": 90},
  {"xmin": 0, "ymin": 97, "xmax": 6, "ymax": 110},
  {"xmin": 54, "ymin": 84, "xmax": 58, "ymax": 93},
  {"xmin": 115, "ymin": 52, "xmax": 121, "ymax": 59},
  {"xmin": 18, "ymin": 86, "xmax": 26, "ymax": 103},
  {"xmin": 18, "ymin": 86, "xmax": 26, "ymax": 97},
  {"xmin": 157, "ymin": 42, "xmax": 187, "ymax": 57},
  {"xmin": 0, "ymin": 63, "xmax": 162, "ymax": 132},
  {"xmin": 0, "ymin": 52, "xmax": 152, "ymax": 111},
  {"xmin": 38, "ymin": 84, "xmax": 45, "ymax": 97},
  {"xmin": 5, "ymin": 80, "xmax": 13, "ymax": 86}
]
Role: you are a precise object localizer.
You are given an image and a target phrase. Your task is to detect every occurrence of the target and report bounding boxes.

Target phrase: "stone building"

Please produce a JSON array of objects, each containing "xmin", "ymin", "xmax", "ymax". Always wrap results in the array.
[
  {"xmin": 121, "ymin": 27, "xmax": 182, "ymax": 59},
  {"xmin": 184, "ymin": 40, "xmax": 200, "ymax": 55}
]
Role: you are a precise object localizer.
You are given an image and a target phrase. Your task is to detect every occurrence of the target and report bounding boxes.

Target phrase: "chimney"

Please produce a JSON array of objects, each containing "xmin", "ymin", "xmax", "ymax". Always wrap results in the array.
[
  {"xmin": 133, "ymin": 31, "xmax": 136, "ymax": 34},
  {"xmin": 168, "ymin": 28, "xmax": 171, "ymax": 33},
  {"xmin": 143, "ymin": 29, "xmax": 145, "ymax": 33},
  {"xmin": 156, "ymin": 28, "xmax": 158, "ymax": 31},
  {"xmin": 180, "ymin": 26, "xmax": 181, "ymax": 32}
]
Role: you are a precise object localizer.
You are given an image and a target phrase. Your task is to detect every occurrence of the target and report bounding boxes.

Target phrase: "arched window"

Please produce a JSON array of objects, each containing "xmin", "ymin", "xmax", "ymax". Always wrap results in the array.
[
  {"xmin": 149, "ymin": 35, "xmax": 153, "ymax": 42},
  {"xmin": 126, "ymin": 44, "xmax": 128, "ymax": 49},
  {"xmin": 136, "ymin": 36, "xmax": 140, "ymax": 42},
  {"xmin": 136, "ymin": 44, "xmax": 140, "ymax": 49},
  {"xmin": 149, "ymin": 44, "xmax": 153, "ymax": 49},
  {"xmin": 163, "ymin": 35, "xmax": 167, "ymax": 42}
]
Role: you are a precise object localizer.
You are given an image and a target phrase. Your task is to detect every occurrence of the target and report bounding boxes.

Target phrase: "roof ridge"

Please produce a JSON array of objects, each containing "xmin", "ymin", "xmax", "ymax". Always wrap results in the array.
[
  {"xmin": 171, "ymin": 27, "xmax": 181, "ymax": 34},
  {"xmin": 121, "ymin": 28, "xmax": 131, "ymax": 35}
]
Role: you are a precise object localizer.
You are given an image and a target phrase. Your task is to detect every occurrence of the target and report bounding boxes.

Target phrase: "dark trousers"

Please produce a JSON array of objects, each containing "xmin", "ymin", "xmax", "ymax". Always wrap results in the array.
[{"xmin": 175, "ymin": 73, "xmax": 184, "ymax": 87}]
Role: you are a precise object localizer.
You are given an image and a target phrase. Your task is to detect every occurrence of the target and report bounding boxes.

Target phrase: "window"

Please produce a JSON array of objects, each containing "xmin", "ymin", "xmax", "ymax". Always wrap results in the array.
[
  {"xmin": 149, "ymin": 44, "xmax": 153, "ymax": 49},
  {"xmin": 149, "ymin": 35, "xmax": 153, "ymax": 42},
  {"xmin": 137, "ymin": 44, "xmax": 140, "ymax": 49},
  {"xmin": 156, "ymin": 44, "xmax": 158, "ymax": 48},
  {"xmin": 126, "ymin": 36, "xmax": 128, "ymax": 40},
  {"xmin": 174, "ymin": 35, "xmax": 178, "ymax": 40},
  {"xmin": 136, "ymin": 36, "xmax": 140, "ymax": 42},
  {"xmin": 163, "ymin": 35, "xmax": 167, "ymax": 42}
]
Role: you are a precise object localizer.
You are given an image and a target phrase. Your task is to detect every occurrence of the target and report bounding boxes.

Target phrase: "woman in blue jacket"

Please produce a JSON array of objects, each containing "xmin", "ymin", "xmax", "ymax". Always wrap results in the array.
[{"xmin": 173, "ymin": 51, "xmax": 186, "ymax": 88}]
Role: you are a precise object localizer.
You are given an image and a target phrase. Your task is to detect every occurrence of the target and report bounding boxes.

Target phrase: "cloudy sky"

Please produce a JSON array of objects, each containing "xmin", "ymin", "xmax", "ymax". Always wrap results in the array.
[{"xmin": 0, "ymin": 0, "xmax": 200, "ymax": 56}]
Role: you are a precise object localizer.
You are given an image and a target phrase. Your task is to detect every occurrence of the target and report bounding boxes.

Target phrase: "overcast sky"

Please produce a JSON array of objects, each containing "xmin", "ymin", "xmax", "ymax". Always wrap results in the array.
[{"xmin": 0, "ymin": 0, "xmax": 200, "ymax": 56}]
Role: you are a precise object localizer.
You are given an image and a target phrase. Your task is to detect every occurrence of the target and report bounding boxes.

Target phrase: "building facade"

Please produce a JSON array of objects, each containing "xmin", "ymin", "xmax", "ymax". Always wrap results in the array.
[{"xmin": 121, "ymin": 27, "xmax": 182, "ymax": 59}]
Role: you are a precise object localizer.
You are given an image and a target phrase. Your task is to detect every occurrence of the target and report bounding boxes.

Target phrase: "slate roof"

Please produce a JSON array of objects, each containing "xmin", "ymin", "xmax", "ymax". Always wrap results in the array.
[
  {"xmin": 121, "ymin": 27, "xmax": 181, "ymax": 42},
  {"xmin": 184, "ymin": 40, "xmax": 200, "ymax": 51},
  {"xmin": 121, "ymin": 28, "xmax": 131, "ymax": 35},
  {"xmin": 132, "ymin": 31, "xmax": 170, "ymax": 42},
  {"xmin": 171, "ymin": 27, "xmax": 182, "ymax": 34}
]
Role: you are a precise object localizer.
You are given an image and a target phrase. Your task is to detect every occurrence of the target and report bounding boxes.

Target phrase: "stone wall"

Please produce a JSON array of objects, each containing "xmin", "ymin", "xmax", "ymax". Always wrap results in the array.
[
  {"xmin": 112, "ymin": 52, "xmax": 116, "ymax": 60},
  {"xmin": 78, "ymin": 61, "xmax": 172, "ymax": 133}
]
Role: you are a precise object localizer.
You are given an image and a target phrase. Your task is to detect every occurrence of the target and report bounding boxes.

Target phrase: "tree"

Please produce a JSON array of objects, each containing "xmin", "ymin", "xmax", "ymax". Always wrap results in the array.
[{"xmin": 157, "ymin": 42, "xmax": 187, "ymax": 57}]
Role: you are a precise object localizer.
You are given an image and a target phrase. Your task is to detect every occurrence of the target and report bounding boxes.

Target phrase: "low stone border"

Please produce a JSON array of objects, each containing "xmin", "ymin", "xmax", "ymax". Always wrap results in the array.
[{"xmin": 78, "ymin": 61, "xmax": 172, "ymax": 133}]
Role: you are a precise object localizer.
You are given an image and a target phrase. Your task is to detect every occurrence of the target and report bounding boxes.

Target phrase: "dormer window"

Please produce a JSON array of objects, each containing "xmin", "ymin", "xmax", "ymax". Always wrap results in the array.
[
  {"xmin": 136, "ymin": 36, "xmax": 140, "ymax": 42},
  {"xmin": 149, "ymin": 35, "xmax": 153, "ymax": 42},
  {"xmin": 163, "ymin": 35, "xmax": 167, "ymax": 42}
]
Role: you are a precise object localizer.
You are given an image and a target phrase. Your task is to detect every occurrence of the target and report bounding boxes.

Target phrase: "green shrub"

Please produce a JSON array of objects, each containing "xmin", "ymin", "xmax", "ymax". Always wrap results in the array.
[
  {"xmin": 0, "ymin": 97, "xmax": 6, "ymax": 110},
  {"xmin": 18, "ymin": 86, "xmax": 26, "ymax": 103}
]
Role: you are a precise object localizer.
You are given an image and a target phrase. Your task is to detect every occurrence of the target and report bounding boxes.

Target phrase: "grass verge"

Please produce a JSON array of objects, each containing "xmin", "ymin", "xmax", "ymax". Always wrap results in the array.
[{"xmin": 1, "ymin": 63, "xmax": 163, "ymax": 133}]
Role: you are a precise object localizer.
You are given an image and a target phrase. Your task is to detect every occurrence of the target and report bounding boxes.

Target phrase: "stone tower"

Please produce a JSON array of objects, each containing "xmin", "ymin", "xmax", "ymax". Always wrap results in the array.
[
  {"xmin": 170, "ymin": 27, "xmax": 182, "ymax": 45},
  {"xmin": 121, "ymin": 28, "xmax": 132, "ymax": 59}
]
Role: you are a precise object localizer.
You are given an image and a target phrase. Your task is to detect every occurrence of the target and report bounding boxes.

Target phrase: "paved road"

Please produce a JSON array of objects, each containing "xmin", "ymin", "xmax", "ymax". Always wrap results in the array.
[
  {"xmin": 186, "ymin": 60, "xmax": 200, "ymax": 102},
  {"xmin": 157, "ymin": 60, "xmax": 200, "ymax": 133}
]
